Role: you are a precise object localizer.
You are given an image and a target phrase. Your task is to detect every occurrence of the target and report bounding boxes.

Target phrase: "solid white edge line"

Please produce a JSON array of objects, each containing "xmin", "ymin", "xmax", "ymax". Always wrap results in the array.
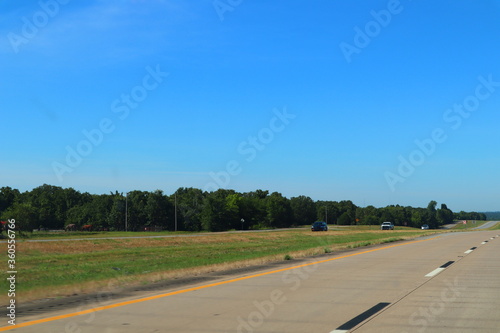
[
  {"xmin": 464, "ymin": 249, "xmax": 473, "ymax": 254},
  {"xmin": 425, "ymin": 267, "xmax": 445, "ymax": 277}
]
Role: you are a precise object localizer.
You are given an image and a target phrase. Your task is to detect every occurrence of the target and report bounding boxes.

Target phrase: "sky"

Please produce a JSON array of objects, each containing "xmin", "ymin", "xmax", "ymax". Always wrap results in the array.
[{"xmin": 1, "ymin": 0, "xmax": 499, "ymax": 212}]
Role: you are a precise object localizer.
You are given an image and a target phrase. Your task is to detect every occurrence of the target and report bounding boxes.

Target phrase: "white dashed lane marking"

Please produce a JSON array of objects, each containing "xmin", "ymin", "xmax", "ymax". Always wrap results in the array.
[{"xmin": 425, "ymin": 261, "xmax": 454, "ymax": 277}]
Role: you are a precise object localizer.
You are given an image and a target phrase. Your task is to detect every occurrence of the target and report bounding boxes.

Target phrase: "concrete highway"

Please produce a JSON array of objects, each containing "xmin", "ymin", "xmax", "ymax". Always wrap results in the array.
[
  {"xmin": 473, "ymin": 220, "xmax": 500, "ymax": 229},
  {"xmin": 5, "ymin": 230, "xmax": 500, "ymax": 332}
]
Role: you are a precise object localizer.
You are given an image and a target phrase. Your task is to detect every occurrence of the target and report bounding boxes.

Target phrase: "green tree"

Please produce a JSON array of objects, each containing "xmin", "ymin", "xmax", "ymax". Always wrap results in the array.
[
  {"xmin": 364, "ymin": 215, "xmax": 379, "ymax": 225},
  {"xmin": 410, "ymin": 208, "xmax": 424, "ymax": 227},
  {"xmin": 425, "ymin": 200, "xmax": 438, "ymax": 228},
  {"xmin": 201, "ymin": 190, "xmax": 232, "ymax": 231},
  {"xmin": 107, "ymin": 192, "xmax": 126, "ymax": 230},
  {"xmin": 172, "ymin": 187, "xmax": 204, "ymax": 231},
  {"xmin": 225, "ymin": 193, "xmax": 242, "ymax": 229},
  {"xmin": 337, "ymin": 211, "xmax": 352, "ymax": 225},
  {"xmin": 316, "ymin": 201, "xmax": 340, "ymax": 224},
  {"xmin": 240, "ymin": 190, "xmax": 269, "ymax": 229},
  {"xmin": 126, "ymin": 191, "xmax": 149, "ymax": 231},
  {"xmin": 379, "ymin": 209, "xmax": 394, "ymax": 224},
  {"xmin": 339, "ymin": 200, "xmax": 357, "ymax": 218},
  {"xmin": 146, "ymin": 190, "xmax": 172, "ymax": 230},
  {"xmin": 1, "ymin": 202, "xmax": 38, "ymax": 233},
  {"xmin": 356, "ymin": 205, "xmax": 381, "ymax": 225},
  {"xmin": 290, "ymin": 196, "xmax": 316, "ymax": 225},
  {"xmin": 0, "ymin": 187, "xmax": 20, "ymax": 215},
  {"xmin": 436, "ymin": 203, "xmax": 454, "ymax": 226},
  {"xmin": 266, "ymin": 192, "xmax": 293, "ymax": 228},
  {"xmin": 427, "ymin": 200, "xmax": 437, "ymax": 212},
  {"xmin": 66, "ymin": 203, "xmax": 92, "ymax": 228},
  {"xmin": 91, "ymin": 194, "xmax": 114, "ymax": 229},
  {"xmin": 63, "ymin": 187, "xmax": 86, "ymax": 210},
  {"xmin": 28, "ymin": 184, "xmax": 67, "ymax": 229}
]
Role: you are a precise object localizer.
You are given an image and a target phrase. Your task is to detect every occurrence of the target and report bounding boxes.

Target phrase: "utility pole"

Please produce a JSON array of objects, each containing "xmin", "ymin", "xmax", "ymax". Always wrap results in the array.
[
  {"xmin": 174, "ymin": 193, "xmax": 178, "ymax": 232},
  {"xmin": 125, "ymin": 192, "xmax": 128, "ymax": 232}
]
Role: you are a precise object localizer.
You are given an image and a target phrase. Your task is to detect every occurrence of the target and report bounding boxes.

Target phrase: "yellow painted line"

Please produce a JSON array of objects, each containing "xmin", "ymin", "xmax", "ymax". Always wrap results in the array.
[{"xmin": 1, "ymin": 236, "xmax": 439, "ymax": 331}]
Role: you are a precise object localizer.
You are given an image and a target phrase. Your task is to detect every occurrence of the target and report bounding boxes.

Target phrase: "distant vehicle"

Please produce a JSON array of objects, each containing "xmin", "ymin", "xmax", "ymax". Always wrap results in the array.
[
  {"xmin": 381, "ymin": 222, "xmax": 394, "ymax": 230},
  {"xmin": 311, "ymin": 221, "xmax": 328, "ymax": 231},
  {"xmin": 421, "ymin": 224, "xmax": 429, "ymax": 230}
]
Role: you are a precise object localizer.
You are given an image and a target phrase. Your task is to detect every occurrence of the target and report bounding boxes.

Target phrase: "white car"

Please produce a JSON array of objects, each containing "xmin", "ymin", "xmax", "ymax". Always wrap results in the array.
[
  {"xmin": 381, "ymin": 222, "xmax": 394, "ymax": 230},
  {"xmin": 421, "ymin": 224, "xmax": 429, "ymax": 230}
]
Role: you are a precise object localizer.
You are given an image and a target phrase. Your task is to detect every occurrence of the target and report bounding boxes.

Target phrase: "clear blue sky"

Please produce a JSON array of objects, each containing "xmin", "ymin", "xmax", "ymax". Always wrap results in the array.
[{"xmin": 1, "ymin": 0, "xmax": 499, "ymax": 212}]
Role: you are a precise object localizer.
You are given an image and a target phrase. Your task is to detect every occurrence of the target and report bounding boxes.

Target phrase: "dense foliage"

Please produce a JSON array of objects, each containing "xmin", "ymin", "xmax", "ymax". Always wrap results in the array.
[
  {"xmin": 484, "ymin": 211, "xmax": 500, "ymax": 220},
  {"xmin": 0, "ymin": 185, "xmax": 486, "ymax": 232}
]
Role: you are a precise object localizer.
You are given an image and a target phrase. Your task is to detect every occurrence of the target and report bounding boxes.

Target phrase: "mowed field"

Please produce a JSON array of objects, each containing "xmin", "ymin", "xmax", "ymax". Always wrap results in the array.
[{"xmin": 1, "ymin": 227, "xmax": 445, "ymax": 305}]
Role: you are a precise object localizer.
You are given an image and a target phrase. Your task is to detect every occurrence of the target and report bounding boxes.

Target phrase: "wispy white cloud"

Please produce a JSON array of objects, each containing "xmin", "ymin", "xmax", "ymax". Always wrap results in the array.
[{"xmin": 1, "ymin": 0, "xmax": 198, "ymax": 60}]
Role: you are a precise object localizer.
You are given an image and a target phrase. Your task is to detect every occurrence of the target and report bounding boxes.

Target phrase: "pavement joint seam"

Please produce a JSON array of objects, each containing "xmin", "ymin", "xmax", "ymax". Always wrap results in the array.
[{"xmin": 350, "ymin": 235, "xmax": 492, "ymax": 332}]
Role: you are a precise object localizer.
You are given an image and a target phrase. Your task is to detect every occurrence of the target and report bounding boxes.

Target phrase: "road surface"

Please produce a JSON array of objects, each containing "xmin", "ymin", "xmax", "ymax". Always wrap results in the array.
[
  {"xmin": 5, "ymin": 230, "xmax": 500, "ymax": 332},
  {"xmin": 473, "ymin": 220, "xmax": 500, "ymax": 229}
]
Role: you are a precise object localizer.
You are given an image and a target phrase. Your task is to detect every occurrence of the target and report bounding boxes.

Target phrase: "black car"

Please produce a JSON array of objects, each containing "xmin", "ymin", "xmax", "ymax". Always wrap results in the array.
[{"xmin": 311, "ymin": 221, "xmax": 328, "ymax": 231}]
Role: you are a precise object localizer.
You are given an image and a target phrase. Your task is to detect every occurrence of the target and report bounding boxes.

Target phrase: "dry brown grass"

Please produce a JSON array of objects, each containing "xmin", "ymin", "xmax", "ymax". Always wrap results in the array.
[
  {"xmin": 19, "ymin": 232, "xmax": 296, "ymax": 254},
  {"xmin": 19, "ymin": 229, "xmax": 386, "ymax": 255}
]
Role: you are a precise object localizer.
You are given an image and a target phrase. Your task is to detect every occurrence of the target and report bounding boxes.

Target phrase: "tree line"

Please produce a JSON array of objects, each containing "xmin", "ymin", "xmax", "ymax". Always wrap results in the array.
[{"xmin": 0, "ymin": 184, "xmax": 486, "ymax": 232}]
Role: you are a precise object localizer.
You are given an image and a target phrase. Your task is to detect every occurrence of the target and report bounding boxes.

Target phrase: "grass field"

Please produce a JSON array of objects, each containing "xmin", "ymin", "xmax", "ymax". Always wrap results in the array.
[
  {"xmin": 0, "ymin": 227, "xmax": 440, "ymax": 304},
  {"xmin": 16, "ymin": 230, "xmax": 193, "ymax": 239},
  {"xmin": 449, "ymin": 220, "xmax": 489, "ymax": 230}
]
